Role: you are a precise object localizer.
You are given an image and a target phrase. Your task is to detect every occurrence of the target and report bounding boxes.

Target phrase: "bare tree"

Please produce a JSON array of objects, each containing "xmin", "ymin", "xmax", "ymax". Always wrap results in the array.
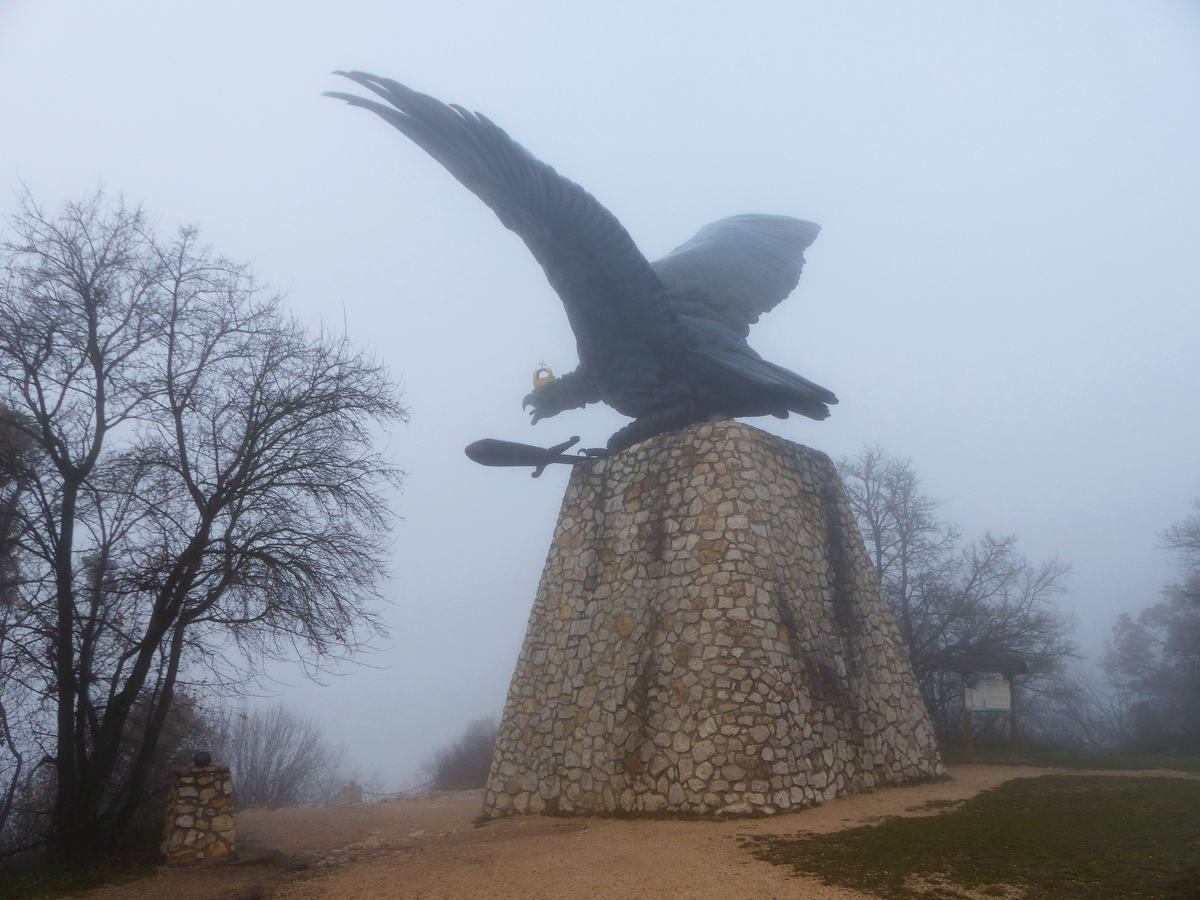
[
  {"xmin": 0, "ymin": 191, "xmax": 406, "ymax": 853},
  {"xmin": 212, "ymin": 705, "xmax": 345, "ymax": 809},
  {"xmin": 838, "ymin": 445, "xmax": 1075, "ymax": 739},
  {"xmin": 838, "ymin": 444, "xmax": 959, "ymax": 661},
  {"xmin": 1163, "ymin": 499, "xmax": 1200, "ymax": 571}
]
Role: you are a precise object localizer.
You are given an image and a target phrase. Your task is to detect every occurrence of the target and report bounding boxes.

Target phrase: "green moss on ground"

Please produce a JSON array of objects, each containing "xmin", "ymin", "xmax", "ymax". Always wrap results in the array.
[
  {"xmin": 0, "ymin": 858, "xmax": 155, "ymax": 900},
  {"xmin": 743, "ymin": 775, "xmax": 1200, "ymax": 899}
]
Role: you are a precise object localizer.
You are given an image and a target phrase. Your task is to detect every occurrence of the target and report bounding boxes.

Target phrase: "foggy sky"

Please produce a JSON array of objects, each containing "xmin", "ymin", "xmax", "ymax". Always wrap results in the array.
[{"xmin": 2, "ymin": 0, "xmax": 1198, "ymax": 787}]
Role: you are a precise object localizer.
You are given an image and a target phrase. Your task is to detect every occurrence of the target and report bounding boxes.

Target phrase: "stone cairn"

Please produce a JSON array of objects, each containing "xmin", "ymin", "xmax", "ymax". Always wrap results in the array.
[
  {"xmin": 482, "ymin": 420, "xmax": 943, "ymax": 818},
  {"xmin": 161, "ymin": 755, "xmax": 236, "ymax": 864}
]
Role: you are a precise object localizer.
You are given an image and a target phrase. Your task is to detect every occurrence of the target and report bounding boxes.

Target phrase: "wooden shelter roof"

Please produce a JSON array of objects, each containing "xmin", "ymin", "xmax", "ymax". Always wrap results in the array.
[{"xmin": 935, "ymin": 652, "xmax": 1029, "ymax": 676}]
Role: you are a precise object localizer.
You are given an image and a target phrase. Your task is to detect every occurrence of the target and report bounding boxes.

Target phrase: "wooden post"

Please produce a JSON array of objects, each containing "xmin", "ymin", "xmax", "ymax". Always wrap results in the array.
[
  {"xmin": 961, "ymin": 672, "xmax": 972, "ymax": 759},
  {"xmin": 1007, "ymin": 673, "xmax": 1021, "ymax": 758}
]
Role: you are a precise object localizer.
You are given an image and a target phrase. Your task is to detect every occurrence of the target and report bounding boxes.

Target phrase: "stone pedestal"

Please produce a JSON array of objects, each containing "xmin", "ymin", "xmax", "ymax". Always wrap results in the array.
[
  {"xmin": 161, "ymin": 763, "xmax": 236, "ymax": 864},
  {"xmin": 482, "ymin": 421, "xmax": 942, "ymax": 818}
]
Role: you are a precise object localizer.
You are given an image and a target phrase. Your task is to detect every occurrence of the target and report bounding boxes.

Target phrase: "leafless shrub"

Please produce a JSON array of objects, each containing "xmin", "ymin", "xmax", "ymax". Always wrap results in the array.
[{"xmin": 213, "ymin": 705, "xmax": 347, "ymax": 809}]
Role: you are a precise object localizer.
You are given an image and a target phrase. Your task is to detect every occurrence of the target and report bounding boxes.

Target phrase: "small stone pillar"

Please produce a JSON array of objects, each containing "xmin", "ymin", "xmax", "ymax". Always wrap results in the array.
[
  {"xmin": 482, "ymin": 421, "xmax": 943, "ymax": 818},
  {"xmin": 161, "ymin": 755, "xmax": 236, "ymax": 864}
]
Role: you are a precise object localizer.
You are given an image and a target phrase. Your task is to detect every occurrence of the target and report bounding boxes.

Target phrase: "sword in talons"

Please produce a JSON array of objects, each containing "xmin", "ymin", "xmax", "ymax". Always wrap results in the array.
[{"xmin": 464, "ymin": 436, "xmax": 608, "ymax": 478}]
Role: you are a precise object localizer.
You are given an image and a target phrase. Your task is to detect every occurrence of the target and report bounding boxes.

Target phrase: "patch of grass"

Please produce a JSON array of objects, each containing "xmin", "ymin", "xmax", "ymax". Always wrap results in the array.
[
  {"xmin": 905, "ymin": 798, "xmax": 964, "ymax": 812},
  {"xmin": 941, "ymin": 746, "xmax": 1200, "ymax": 773},
  {"xmin": 0, "ymin": 857, "xmax": 155, "ymax": 900},
  {"xmin": 743, "ymin": 775, "xmax": 1200, "ymax": 899}
]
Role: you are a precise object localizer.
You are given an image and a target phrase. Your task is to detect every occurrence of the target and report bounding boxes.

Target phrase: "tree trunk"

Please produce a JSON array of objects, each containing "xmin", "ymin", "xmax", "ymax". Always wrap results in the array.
[
  {"xmin": 50, "ymin": 486, "xmax": 89, "ymax": 855},
  {"xmin": 110, "ymin": 624, "xmax": 186, "ymax": 841}
]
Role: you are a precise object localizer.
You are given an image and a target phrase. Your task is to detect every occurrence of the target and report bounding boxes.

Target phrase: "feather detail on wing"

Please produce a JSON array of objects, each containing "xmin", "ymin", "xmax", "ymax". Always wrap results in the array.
[
  {"xmin": 679, "ymin": 313, "xmax": 837, "ymax": 419},
  {"xmin": 698, "ymin": 351, "xmax": 837, "ymax": 420},
  {"xmin": 326, "ymin": 72, "xmax": 685, "ymax": 364},
  {"xmin": 652, "ymin": 214, "xmax": 820, "ymax": 337}
]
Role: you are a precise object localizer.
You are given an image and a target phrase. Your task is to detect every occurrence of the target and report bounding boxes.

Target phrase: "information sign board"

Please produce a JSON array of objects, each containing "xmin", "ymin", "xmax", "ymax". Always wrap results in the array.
[{"xmin": 965, "ymin": 677, "xmax": 1011, "ymax": 712}]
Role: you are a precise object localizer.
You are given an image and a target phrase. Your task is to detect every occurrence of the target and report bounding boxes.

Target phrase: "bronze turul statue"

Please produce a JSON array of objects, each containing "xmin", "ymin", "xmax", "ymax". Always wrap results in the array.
[{"xmin": 327, "ymin": 72, "xmax": 837, "ymax": 455}]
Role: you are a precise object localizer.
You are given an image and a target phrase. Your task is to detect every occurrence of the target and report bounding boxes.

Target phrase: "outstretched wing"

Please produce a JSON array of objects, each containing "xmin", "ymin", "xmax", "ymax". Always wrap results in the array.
[
  {"xmin": 651, "ymin": 214, "xmax": 820, "ymax": 337},
  {"xmin": 326, "ymin": 72, "xmax": 685, "ymax": 368}
]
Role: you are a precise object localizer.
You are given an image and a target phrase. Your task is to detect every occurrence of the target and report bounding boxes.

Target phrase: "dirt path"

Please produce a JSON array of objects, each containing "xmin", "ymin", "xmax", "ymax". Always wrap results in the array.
[{"xmin": 78, "ymin": 765, "xmax": 1198, "ymax": 900}]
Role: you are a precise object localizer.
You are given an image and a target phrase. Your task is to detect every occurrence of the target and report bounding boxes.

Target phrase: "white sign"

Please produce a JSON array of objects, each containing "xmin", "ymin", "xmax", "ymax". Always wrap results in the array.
[{"xmin": 965, "ymin": 678, "xmax": 1011, "ymax": 712}]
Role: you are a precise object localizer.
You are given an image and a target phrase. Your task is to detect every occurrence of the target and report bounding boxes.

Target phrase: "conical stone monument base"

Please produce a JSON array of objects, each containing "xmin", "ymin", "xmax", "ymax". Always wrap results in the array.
[{"xmin": 482, "ymin": 421, "xmax": 943, "ymax": 818}]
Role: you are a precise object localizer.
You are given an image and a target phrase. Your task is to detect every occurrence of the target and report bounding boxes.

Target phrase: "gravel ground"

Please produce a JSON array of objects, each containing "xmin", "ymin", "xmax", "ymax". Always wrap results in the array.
[{"xmin": 77, "ymin": 765, "xmax": 1194, "ymax": 900}]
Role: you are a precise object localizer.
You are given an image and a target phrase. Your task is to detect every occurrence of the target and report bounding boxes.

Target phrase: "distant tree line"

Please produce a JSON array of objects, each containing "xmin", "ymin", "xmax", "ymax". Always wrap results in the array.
[
  {"xmin": 423, "ymin": 717, "xmax": 498, "ymax": 792},
  {"xmin": 1100, "ymin": 500, "xmax": 1200, "ymax": 752},
  {"xmin": 0, "ymin": 190, "xmax": 405, "ymax": 858}
]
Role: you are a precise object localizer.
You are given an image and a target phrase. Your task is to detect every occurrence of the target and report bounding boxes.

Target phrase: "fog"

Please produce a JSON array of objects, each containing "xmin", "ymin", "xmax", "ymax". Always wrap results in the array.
[{"xmin": 2, "ymin": 0, "xmax": 1197, "ymax": 787}]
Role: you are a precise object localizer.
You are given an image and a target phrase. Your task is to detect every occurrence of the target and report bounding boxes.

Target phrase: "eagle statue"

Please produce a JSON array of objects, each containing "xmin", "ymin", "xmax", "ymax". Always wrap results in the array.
[{"xmin": 327, "ymin": 72, "xmax": 837, "ymax": 454}]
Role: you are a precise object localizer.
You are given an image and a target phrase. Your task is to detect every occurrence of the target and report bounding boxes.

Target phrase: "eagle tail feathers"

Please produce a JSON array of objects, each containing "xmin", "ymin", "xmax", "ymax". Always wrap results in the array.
[{"xmin": 698, "ymin": 351, "xmax": 837, "ymax": 421}]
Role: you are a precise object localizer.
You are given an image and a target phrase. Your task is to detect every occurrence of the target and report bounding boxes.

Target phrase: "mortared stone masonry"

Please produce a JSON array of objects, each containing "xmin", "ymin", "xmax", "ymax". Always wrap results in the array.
[{"xmin": 482, "ymin": 420, "xmax": 943, "ymax": 817}]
